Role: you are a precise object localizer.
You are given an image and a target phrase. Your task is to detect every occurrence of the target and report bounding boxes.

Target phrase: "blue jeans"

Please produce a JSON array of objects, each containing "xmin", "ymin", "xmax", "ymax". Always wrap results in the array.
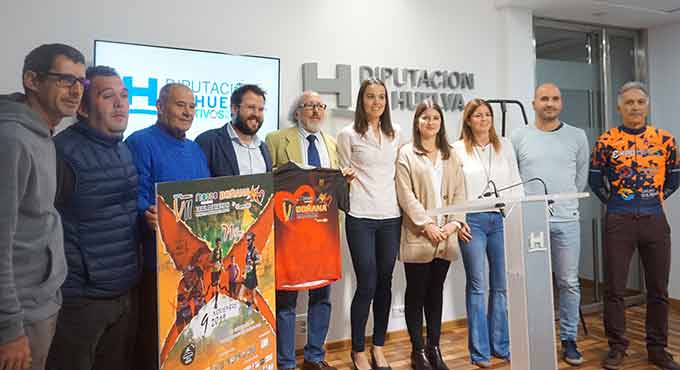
[
  {"xmin": 276, "ymin": 285, "xmax": 332, "ymax": 368},
  {"xmin": 460, "ymin": 212, "xmax": 509, "ymax": 363},
  {"xmin": 549, "ymin": 221, "xmax": 581, "ymax": 341},
  {"xmin": 346, "ymin": 215, "xmax": 401, "ymax": 353}
]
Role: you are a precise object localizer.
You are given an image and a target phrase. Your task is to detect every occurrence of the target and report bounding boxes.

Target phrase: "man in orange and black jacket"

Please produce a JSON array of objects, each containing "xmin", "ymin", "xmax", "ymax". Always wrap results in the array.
[{"xmin": 589, "ymin": 81, "xmax": 680, "ymax": 370}]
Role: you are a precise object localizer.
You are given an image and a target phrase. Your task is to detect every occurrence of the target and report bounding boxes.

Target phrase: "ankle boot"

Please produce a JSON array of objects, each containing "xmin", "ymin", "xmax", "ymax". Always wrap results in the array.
[
  {"xmin": 426, "ymin": 346, "xmax": 449, "ymax": 370},
  {"xmin": 411, "ymin": 349, "xmax": 433, "ymax": 370}
]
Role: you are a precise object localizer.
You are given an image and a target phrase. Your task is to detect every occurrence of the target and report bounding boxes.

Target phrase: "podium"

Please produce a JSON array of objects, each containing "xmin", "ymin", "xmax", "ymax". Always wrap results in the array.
[{"xmin": 428, "ymin": 192, "xmax": 589, "ymax": 370}]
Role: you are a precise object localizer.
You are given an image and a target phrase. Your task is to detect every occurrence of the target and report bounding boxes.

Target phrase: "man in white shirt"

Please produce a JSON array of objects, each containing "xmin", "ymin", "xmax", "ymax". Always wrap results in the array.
[{"xmin": 196, "ymin": 84, "xmax": 273, "ymax": 176}]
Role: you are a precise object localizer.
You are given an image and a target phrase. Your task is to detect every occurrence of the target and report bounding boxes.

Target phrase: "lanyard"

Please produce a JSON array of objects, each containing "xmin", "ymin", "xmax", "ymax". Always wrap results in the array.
[{"xmin": 473, "ymin": 144, "xmax": 493, "ymax": 186}]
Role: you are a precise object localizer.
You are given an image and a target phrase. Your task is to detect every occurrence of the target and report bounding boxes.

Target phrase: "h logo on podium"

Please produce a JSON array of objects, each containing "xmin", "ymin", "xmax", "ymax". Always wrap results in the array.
[{"xmin": 528, "ymin": 231, "xmax": 547, "ymax": 253}]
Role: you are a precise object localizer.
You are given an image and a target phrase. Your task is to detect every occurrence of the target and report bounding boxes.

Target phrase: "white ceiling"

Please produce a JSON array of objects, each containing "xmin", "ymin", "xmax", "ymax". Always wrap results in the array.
[
  {"xmin": 604, "ymin": 0, "xmax": 680, "ymax": 12},
  {"xmin": 496, "ymin": 0, "xmax": 680, "ymax": 28}
]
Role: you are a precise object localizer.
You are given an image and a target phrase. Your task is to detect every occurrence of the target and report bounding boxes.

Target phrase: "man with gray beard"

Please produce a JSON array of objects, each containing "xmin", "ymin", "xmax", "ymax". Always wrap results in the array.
[{"xmin": 266, "ymin": 91, "xmax": 357, "ymax": 370}]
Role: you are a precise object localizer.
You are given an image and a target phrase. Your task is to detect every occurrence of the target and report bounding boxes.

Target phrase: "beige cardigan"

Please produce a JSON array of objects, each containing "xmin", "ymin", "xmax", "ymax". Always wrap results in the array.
[{"xmin": 395, "ymin": 143, "xmax": 466, "ymax": 263}]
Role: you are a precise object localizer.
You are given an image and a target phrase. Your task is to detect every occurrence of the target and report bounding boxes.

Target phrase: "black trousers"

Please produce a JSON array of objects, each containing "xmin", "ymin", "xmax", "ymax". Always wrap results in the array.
[
  {"xmin": 603, "ymin": 212, "xmax": 671, "ymax": 352},
  {"xmin": 404, "ymin": 258, "xmax": 451, "ymax": 350},
  {"xmin": 346, "ymin": 215, "xmax": 401, "ymax": 352},
  {"xmin": 133, "ymin": 271, "xmax": 158, "ymax": 370},
  {"xmin": 46, "ymin": 288, "xmax": 138, "ymax": 370}
]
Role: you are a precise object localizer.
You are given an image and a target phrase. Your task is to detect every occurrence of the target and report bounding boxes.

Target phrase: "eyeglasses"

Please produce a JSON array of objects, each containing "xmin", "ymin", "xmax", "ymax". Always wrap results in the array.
[
  {"xmin": 41, "ymin": 72, "xmax": 89, "ymax": 89},
  {"xmin": 299, "ymin": 103, "xmax": 327, "ymax": 111},
  {"xmin": 239, "ymin": 104, "xmax": 265, "ymax": 114}
]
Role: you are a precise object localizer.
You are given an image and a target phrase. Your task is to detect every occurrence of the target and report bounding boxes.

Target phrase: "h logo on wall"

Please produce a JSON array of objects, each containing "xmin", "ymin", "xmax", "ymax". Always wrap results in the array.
[
  {"xmin": 301, "ymin": 62, "xmax": 475, "ymax": 112},
  {"xmin": 302, "ymin": 63, "xmax": 352, "ymax": 108}
]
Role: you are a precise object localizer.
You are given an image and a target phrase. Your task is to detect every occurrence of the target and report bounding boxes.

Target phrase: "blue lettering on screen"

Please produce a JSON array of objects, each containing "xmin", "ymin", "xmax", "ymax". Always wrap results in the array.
[
  {"xmin": 123, "ymin": 76, "xmax": 233, "ymax": 119},
  {"xmin": 124, "ymin": 76, "xmax": 159, "ymax": 115}
]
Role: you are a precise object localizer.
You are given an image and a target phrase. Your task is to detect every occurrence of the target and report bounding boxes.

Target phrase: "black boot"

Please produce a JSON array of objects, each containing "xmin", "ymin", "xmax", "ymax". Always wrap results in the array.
[
  {"xmin": 425, "ymin": 346, "xmax": 449, "ymax": 370},
  {"xmin": 411, "ymin": 349, "xmax": 433, "ymax": 370}
]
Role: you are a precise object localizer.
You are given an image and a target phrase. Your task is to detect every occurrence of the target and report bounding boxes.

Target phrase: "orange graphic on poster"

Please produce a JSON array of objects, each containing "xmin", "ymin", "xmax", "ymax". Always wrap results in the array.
[{"xmin": 156, "ymin": 174, "xmax": 276, "ymax": 370}]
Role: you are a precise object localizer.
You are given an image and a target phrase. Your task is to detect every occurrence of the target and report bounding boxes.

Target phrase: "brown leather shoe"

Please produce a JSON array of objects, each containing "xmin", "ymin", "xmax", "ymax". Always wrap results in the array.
[{"xmin": 302, "ymin": 360, "xmax": 338, "ymax": 370}]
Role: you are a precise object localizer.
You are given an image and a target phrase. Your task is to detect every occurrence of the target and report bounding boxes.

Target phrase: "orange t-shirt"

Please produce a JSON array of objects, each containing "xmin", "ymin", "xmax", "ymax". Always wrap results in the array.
[{"xmin": 273, "ymin": 163, "xmax": 348, "ymax": 290}]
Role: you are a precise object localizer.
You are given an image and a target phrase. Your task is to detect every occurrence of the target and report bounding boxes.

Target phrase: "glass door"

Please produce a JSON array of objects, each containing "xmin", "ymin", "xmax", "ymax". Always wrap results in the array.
[{"xmin": 534, "ymin": 19, "xmax": 646, "ymax": 311}]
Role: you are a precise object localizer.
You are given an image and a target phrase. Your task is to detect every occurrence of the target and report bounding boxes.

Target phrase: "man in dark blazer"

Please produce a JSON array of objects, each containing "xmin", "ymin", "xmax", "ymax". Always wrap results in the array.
[{"xmin": 196, "ymin": 84, "xmax": 272, "ymax": 176}]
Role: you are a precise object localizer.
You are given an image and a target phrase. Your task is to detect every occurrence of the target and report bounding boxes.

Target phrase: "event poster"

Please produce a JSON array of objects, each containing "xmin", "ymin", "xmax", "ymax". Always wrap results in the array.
[{"xmin": 155, "ymin": 174, "xmax": 276, "ymax": 370}]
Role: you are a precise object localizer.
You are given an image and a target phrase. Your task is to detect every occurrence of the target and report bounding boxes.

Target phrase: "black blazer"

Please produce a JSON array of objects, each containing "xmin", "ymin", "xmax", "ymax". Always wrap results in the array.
[{"xmin": 195, "ymin": 123, "xmax": 273, "ymax": 177}]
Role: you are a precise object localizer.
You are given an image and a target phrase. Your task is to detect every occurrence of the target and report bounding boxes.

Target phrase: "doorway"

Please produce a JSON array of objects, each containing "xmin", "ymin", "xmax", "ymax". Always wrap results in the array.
[{"xmin": 533, "ymin": 18, "xmax": 647, "ymax": 312}]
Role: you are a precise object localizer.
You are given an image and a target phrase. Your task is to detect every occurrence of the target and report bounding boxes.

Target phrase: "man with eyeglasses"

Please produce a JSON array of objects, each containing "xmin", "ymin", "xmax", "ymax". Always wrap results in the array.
[
  {"xmin": 265, "ymin": 91, "xmax": 344, "ymax": 370},
  {"xmin": 196, "ymin": 84, "xmax": 273, "ymax": 177},
  {"xmin": 45, "ymin": 66, "xmax": 140, "ymax": 370},
  {"xmin": 0, "ymin": 43, "xmax": 85, "ymax": 370},
  {"xmin": 125, "ymin": 82, "xmax": 211, "ymax": 370}
]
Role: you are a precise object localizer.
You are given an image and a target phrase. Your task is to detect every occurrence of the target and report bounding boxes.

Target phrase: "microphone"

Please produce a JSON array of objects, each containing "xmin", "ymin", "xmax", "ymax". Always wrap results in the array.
[
  {"xmin": 478, "ymin": 180, "xmax": 500, "ymax": 198},
  {"xmin": 479, "ymin": 178, "xmax": 555, "ymax": 216},
  {"xmin": 478, "ymin": 180, "xmax": 506, "ymax": 217},
  {"xmin": 481, "ymin": 178, "xmax": 550, "ymax": 199}
]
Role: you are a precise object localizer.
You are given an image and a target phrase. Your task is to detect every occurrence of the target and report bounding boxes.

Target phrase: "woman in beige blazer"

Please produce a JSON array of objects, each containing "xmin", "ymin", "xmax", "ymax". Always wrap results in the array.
[{"xmin": 396, "ymin": 101, "xmax": 470, "ymax": 370}]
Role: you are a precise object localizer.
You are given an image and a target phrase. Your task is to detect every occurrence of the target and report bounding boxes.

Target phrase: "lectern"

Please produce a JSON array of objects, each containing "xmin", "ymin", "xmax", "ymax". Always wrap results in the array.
[{"xmin": 428, "ymin": 192, "xmax": 589, "ymax": 370}]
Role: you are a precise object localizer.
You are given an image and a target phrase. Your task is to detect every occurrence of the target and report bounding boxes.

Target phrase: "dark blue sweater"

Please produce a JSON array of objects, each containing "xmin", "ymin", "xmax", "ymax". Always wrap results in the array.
[{"xmin": 125, "ymin": 122, "xmax": 211, "ymax": 270}]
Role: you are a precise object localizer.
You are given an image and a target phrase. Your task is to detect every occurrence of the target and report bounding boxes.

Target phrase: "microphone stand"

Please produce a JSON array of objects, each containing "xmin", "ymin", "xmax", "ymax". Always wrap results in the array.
[{"xmin": 479, "ymin": 178, "xmax": 555, "ymax": 217}]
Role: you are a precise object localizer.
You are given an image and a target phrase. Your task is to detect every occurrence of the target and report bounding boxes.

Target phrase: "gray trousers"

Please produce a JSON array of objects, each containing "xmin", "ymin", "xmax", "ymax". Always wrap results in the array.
[
  {"xmin": 45, "ymin": 289, "xmax": 138, "ymax": 370},
  {"xmin": 24, "ymin": 314, "xmax": 58, "ymax": 370}
]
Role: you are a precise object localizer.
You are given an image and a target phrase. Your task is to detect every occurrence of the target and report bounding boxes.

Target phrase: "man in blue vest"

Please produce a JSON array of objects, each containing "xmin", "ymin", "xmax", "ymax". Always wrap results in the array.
[
  {"xmin": 196, "ymin": 84, "xmax": 273, "ymax": 176},
  {"xmin": 47, "ymin": 66, "xmax": 140, "ymax": 370},
  {"xmin": 0, "ymin": 43, "xmax": 85, "ymax": 370}
]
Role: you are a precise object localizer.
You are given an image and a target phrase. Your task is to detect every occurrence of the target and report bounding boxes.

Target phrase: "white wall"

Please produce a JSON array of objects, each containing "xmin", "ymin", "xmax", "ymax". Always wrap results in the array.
[
  {"xmin": 0, "ymin": 0, "xmax": 536, "ymax": 342},
  {"xmin": 648, "ymin": 22, "xmax": 680, "ymax": 300},
  {"xmin": 496, "ymin": 6, "xmax": 536, "ymax": 131}
]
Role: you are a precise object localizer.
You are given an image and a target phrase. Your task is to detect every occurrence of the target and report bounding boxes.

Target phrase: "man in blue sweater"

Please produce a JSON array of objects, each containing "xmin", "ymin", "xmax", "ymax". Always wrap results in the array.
[
  {"xmin": 125, "ymin": 82, "xmax": 210, "ymax": 370},
  {"xmin": 47, "ymin": 66, "xmax": 140, "ymax": 370},
  {"xmin": 0, "ymin": 43, "xmax": 85, "ymax": 370},
  {"xmin": 511, "ymin": 83, "xmax": 590, "ymax": 366}
]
